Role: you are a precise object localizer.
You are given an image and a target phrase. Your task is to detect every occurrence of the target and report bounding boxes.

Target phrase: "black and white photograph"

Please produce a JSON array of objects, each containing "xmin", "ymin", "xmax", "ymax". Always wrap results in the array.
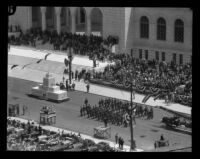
[{"xmin": 7, "ymin": 6, "xmax": 192, "ymax": 152}]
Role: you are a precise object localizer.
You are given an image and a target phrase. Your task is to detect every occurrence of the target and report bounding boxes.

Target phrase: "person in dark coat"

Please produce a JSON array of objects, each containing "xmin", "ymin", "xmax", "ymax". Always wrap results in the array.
[
  {"xmin": 66, "ymin": 80, "xmax": 69, "ymax": 91},
  {"xmin": 115, "ymin": 133, "xmax": 118, "ymax": 145},
  {"xmin": 84, "ymin": 98, "xmax": 88, "ymax": 106},
  {"xmin": 71, "ymin": 71, "xmax": 74, "ymax": 79},
  {"xmin": 118, "ymin": 137, "xmax": 121, "ymax": 148},
  {"xmin": 86, "ymin": 83, "xmax": 90, "ymax": 93},
  {"xmin": 121, "ymin": 137, "xmax": 124, "ymax": 149},
  {"xmin": 72, "ymin": 82, "xmax": 75, "ymax": 91},
  {"xmin": 104, "ymin": 117, "xmax": 108, "ymax": 127},
  {"xmin": 160, "ymin": 134, "xmax": 165, "ymax": 141}
]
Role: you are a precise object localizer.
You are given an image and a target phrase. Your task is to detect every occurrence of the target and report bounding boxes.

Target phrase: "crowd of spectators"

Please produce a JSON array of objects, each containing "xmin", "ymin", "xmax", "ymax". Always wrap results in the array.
[
  {"xmin": 7, "ymin": 118, "xmax": 118, "ymax": 151},
  {"xmin": 8, "ymin": 27, "xmax": 192, "ymax": 106},
  {"xmin": 8, "ymin": 25, "xmax": 22, "ymax": 33},
  {"xmin": 91, "ymin": 53, "xmax": 192, "ymax": 106},
  {"xmin": 8, "ymin": 27, "xmax": 118, "ymax": 62}
]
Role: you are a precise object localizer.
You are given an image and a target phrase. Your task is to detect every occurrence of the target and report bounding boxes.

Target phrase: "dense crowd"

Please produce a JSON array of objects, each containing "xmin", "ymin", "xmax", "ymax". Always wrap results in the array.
[
  {"xmin": 92, "ymin": 53, "xmax": 192, "ymax": 106},
  {"xmin": 80, "ymin": 97, "xmax": 153, "ymax": 127},
  {"xmin": 8, "ymin": 25, "xmax": 22, "ymax": 33},
  {"xmin": 7, "ymin": 118, "xmax": 119, "ymax": 151},
  {"xmin": 8, "ymin": 27, "xmax": 192, "ymax": 106},
  {"xmin": 8, "ymin": 27, "xmax": 118, "ymax": 62}
]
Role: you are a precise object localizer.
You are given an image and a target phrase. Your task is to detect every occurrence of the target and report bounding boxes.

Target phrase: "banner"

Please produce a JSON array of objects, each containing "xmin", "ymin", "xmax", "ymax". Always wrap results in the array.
[
  {"xmin": 179, "ymin": 95, "xmax": 187, "ymax": 102},
  {"xmin": 124, "ymin": 113, "xmax": 130, "ymax": 123},
  {"xmin": 136, "ymin": 85, "xmax": 146, "ymax": 93},
  {"xmin": 124, "ymin": 81, "xmax": 131, "ymax": 88},
  {"xmin": 150, "ymin": 87, "xmax": 160, "ymax": 94}
]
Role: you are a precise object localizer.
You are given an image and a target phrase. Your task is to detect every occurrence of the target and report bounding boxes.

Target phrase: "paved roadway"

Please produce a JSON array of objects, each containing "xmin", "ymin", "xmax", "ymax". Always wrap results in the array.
[{"xmin": 7, "ymin": 77, "xmax": 191, "ymax": 151}]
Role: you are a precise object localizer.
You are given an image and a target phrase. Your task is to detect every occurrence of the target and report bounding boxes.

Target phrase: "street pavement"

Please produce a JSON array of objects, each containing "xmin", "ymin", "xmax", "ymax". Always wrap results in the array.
[
  {"xmin": 8, "ymin": 77, "xmax": 192, "ymax": 151},
  {"xmin": 8, "ymin": 46, "xmax": 191, "ymax": 116}
]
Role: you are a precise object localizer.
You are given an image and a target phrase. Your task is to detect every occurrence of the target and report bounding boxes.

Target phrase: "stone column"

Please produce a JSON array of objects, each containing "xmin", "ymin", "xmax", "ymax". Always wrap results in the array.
[
  {"xmin": 86, "ymin": 14, "xmax": 91, "ymax": 36},
  {"xmin": 40, "ymin": 7, "xmax": 46, "ymax": 31},
  {"xmin": 55, "ymin": 7, "xmax": 61, "ymax": 34},
  {"xmin": 71, "ymin": 12, "xmax": 76, "ymax": 34},
  {"xmin": 27, "ymin": 7, "xmax": 32, "ymax": 30}
]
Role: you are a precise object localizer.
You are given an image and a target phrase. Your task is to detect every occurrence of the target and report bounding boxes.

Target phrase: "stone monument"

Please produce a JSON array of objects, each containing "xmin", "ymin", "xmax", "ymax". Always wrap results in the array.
[{"xmin": 31, "ymin": 72, "xmax": 69, "ymax": 102}]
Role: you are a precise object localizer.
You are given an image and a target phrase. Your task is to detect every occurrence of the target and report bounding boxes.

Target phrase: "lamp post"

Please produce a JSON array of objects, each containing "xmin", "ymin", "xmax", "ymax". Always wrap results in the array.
[
  {"xmin": 129, "ymin": 81, "xmax": 136, "ymax": 150},
  {"xmin": 68, "ymin": 47, "xmax": 73, "ymax": 85},
  {"xmin": 125, "ymin": 70, "xmax": 136, "ymax": 151}
]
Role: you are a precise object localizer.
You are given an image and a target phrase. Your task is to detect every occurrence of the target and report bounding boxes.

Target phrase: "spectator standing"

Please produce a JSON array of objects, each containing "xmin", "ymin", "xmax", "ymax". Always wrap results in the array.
[
  {"xmin": 118, "ymin": 137, "xmax": 121, "ymax": 149},
  {"xmin": 104, "ymin": 117, "xmax": 108, "ymax": 127},
  {"xmin": 72, "ymin": 82, "xmax": 75, "ymax": 91},
  {"xmin": 121, "ymin": 137, "xmax": 124, "ymax": 150},
  {"xmin": 66, "ymin": 80, "xmax": 69, "ymax": 91},
  {"xmin": 22, "ymin": 105, "xmax": 25, "ymax": 115},
  {"xmin": 160, "ymin": 134, "xmax": 165, "ymax": 141},
  {"xmin": 84, "ymin": 98, "xmax": 88, "ymax": 106},
  {"xmin": 86, "ymin": 83, "xmax": 90, "ymax": 93},
  {"xmin": 71, "ymin": 71, "xmax": 74, "ymax": 79},
  {"xmin": 115, "ymin": 133, "xmax": 118, "ymax": 145},
  {"xmin": 63, "ymin": 76, "xmax": 65, "ymax": 83}
]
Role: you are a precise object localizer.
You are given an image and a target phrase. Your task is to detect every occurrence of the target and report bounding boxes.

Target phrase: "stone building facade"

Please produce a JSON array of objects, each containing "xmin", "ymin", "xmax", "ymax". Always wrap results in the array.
[{"xmin": 8, "ymin": 7, "xmax": 192, "ymax": 64}]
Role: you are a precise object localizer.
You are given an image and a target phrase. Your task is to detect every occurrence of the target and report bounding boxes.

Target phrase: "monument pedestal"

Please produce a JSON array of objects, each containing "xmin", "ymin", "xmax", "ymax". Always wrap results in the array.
[{"xmin": 93, "ymin": 126, "xmax": 111, "ymax": 139}]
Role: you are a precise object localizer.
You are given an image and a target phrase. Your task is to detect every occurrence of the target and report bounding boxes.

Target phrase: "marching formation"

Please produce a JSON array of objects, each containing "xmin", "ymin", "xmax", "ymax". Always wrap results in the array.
[{"xmin": 80, "ymin": 98, "xmax": 153, "ymax": 127}]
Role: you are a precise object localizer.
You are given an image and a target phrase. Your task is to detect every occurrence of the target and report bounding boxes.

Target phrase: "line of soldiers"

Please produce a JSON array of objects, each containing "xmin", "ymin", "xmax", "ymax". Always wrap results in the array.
[{"xmin": 80, "ymin": 98, "xmax": 154, "ymax": 127}]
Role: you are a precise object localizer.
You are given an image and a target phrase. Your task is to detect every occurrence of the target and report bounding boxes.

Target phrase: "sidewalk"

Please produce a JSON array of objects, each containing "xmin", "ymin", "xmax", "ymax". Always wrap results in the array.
[
  {"xmin": 8, "ymin": 46, "xmax": 191, "ymax": 116},
  {"xmin": 9, "ymin": 117, "xmax": 143, "ymax": 152},
  {"xmin": 9, "ymin": 46, "xmax": 113, "ymax": 72}
]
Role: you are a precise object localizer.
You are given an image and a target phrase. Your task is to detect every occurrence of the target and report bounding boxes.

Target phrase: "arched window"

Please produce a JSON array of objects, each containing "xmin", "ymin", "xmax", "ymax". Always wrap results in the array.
[
  {"xmin": 140, "ymin": 16, "xmax": 149, "ymax": 38},
  {"xmin": 60, "ymin": 8, "xmax": 66, "ymax": 26},
  {"xmin": 157, "ymin": 18, "xmax": 166, "ymax": 40},
  {"xmin": 175, "ymin": 19, "xmax": 184, "ymax": 42}
]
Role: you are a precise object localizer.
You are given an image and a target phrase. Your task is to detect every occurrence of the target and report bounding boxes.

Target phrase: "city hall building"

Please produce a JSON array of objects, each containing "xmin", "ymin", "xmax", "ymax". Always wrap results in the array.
[{"xmin": 9, "ymin": 7, "xmax": 192, "ymax": 64}]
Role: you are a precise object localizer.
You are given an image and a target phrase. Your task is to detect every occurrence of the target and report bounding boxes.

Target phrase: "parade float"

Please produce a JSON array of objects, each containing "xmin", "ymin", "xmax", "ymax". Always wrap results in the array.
[
  {"xmin": 31, "ymin": 72, "xmax": 69, "ymax": 103},
  {"xmin": 39, "ymin": 106, "xmax": 56, "ymax": 125}
]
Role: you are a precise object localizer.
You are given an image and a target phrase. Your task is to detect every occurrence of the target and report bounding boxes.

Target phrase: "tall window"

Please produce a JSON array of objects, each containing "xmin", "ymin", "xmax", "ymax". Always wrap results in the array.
[
  {"xmin": 145, "ymin": 50, "xmax": 148, "ymax": 60},
  {"xmin": 175, "ymin": 19, "xmax": 184, "ymax": 42},
  {"xmin": 140, "ymin": 16, "xmax": 149, "ymax": 38},
  {"xmin": 173, "ymin": 53, "xmax": 177, "ymax": 64},
  {"xmin": 32, "ymin": 7, "xmax": 39, "ymax": 22},
  {"xmin": 80, "ymin": 8, "xmax": 85, "ymax": 23},
  {"xmin": 179, "ymin": 54, "xmax": 183, "ymax": 65},
  {"xmin": 139, "ymin": 49, "xmax": 142, "ymax": 59},
  {"xmin": 157, "ymin": 18, "xmax": 166, "ymax": 40},
  {"xmin": 162, "ymin": 52, "xmax": 165, "ymax": 61},
  {"xmin": 155, "ymin": 51, "xmax": 159, "ymax": 61},
  {"xmin": 46, "ymin": 7, "xmax": 53, "ymax": 19},
  {"xmin": 61, "ymin": 8, "xmax": 66, "ymax": 26}
]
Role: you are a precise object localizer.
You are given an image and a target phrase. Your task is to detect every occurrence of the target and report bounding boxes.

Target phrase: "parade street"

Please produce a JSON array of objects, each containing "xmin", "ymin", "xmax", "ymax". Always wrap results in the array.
[{"xmin": 8, "ymin": 47, "xmax": 192, "ymax": 151}]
